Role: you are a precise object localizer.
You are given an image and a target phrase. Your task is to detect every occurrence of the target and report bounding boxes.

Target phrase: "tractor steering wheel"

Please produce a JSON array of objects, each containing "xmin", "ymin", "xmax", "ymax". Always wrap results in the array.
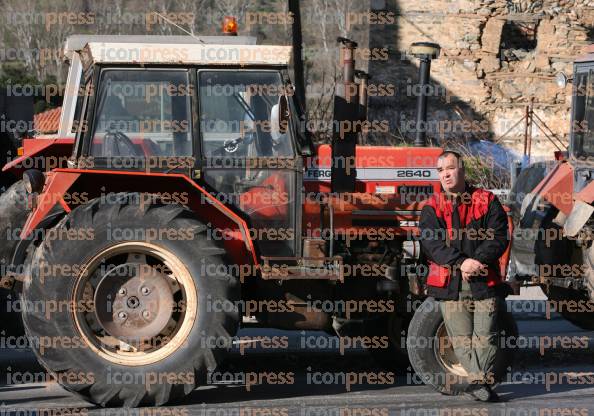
[
  {"xmin": 103, "ymin": 130, "xmax": 142, "ymax": 157},
  {"xmin": 213, "ymin": 132, "xmax": 256, "ymax": 156}
]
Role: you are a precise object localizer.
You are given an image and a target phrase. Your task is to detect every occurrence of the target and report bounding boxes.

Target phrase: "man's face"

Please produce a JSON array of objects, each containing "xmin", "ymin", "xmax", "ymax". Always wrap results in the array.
[{"xmin": 437, "ymin": 153, "xmax": 465, "ymax": 193}]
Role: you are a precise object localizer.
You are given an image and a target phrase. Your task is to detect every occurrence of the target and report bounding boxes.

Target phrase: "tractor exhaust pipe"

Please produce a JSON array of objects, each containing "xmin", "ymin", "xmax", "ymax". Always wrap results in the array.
[
  {"xmin": 331, "ymin": 37, "xmax": 360, "ymax": 193},
  {"xmin": 410, "ymin": 42, "xmax": 440, "ymax": 147},
  {"xmin": 355, "ymin": 70, "xmax": 370, "ymax": 140},
  {"xmin": 355, "ymin": 70, "xmax": 369, "ymax": 119},
  {"xmin": 338, "ymin": 37, "xmax": 358, "ymax": 103}
]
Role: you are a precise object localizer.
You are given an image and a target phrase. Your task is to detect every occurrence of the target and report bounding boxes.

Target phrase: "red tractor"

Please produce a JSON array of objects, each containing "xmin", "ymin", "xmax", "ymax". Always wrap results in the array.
[
  {"xmin": 508, "ymin": 45, "xmax": 594, "ymax": 329},
  {"xmin": 0, "ymin": 33, "xmax": 517, "ymax": 406}
]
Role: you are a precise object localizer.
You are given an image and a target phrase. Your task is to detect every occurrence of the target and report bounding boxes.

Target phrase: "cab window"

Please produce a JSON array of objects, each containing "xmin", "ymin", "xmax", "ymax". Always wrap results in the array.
[
  {"xmin": 198, "ymin": 70, "xmax": 294, "ymax": 159},
  {"xmin": 90, "ymin": 70, "xmax": 192, "ymax": 158}
]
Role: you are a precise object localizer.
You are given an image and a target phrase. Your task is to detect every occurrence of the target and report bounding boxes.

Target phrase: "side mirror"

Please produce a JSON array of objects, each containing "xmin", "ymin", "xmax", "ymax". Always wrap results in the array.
[
  {"xmin": 270, "ymin": 95, "xmax": 289, "ymax": 140},
  {"xmin": 556, "ymin": 72, "xmax": 573, "ymax": 88}
]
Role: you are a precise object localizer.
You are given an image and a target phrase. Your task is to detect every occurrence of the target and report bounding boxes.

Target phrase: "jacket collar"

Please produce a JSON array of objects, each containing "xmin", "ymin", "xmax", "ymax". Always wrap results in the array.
[{"xmin": 438, "ymin": 182, "xmax": 475, "ymax": 207}]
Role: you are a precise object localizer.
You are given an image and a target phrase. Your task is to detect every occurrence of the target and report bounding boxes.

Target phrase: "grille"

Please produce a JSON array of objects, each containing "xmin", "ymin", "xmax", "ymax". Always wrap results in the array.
[{"xmin": 398, "ymin": 185, "xmax": 434, "ymax": 195}]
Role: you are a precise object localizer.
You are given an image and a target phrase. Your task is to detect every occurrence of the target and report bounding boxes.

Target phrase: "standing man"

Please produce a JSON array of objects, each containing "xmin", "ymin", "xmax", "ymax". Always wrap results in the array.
[{"xmin": 419, "ymin": 150, "xmax": 509, "ymax": 402}]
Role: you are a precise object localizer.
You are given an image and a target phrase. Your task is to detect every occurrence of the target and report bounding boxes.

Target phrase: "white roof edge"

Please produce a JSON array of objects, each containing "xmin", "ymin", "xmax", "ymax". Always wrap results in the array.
[
  {"xmin": 63, "ymin": 35, "xmax": 258, "ymax": 60},
  {"xmin": 81, "ymin": 42, "xmax": 292, "ymax": 67}
]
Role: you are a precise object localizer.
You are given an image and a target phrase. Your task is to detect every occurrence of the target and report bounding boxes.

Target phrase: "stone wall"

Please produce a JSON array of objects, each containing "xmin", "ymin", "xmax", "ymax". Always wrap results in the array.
[{"xmin": 366, "ymin": 0, "xmax": 594, "ymax": 159}]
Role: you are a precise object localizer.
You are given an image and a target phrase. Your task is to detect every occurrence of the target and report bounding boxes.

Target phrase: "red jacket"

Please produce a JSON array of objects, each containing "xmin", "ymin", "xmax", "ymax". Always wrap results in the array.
[{"xmin": 419, "ymin": 184, "xmax": 509, "ymax": 300}]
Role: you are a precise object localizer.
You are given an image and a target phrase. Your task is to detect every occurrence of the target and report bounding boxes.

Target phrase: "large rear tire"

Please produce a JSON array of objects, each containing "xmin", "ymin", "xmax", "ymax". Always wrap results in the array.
[
  {"xmin": 407, "ymin": 297, "xmax": 517, "ymax": 395},
  {"xmin": 0, "ymin": 180, "xmax": 30, "ymax": 263},
  {"xmin": 22, "ymin": 194, "xmax": 240, "ymax": 407},
  {"xmin": 0, "ymin": 180, "xmax": 30, "ymax": 336},
  {"xmin": 535, "ymin": 220, "xmax": 594, "ymax": 330}
]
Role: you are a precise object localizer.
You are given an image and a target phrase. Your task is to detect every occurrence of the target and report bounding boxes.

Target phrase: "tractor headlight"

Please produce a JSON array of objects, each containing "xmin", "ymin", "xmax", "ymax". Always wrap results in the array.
[{"xmin": 22, "ymin": 169, "xmax": 45, "ymax": 194}]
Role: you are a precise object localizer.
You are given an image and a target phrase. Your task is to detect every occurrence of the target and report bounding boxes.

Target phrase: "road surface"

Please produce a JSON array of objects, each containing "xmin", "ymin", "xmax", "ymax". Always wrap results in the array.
[{"xmin": 1, "ymin": 292, "xmax": 593, "ymax": 416}]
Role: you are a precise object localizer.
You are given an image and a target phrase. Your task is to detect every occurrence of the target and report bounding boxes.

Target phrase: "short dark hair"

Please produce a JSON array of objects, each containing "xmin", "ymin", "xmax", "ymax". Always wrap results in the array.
[{"xmin": 438, "ymin": 150, "xmax": 464, "ymax": 169}]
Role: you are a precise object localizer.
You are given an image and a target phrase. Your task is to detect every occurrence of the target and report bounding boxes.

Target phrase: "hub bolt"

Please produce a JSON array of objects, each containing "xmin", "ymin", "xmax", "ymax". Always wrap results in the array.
[
  {"xmin": 118, "ymin": 288, "xmax": 126, "ymax": 296},
  {"xmin": 141, "ymin": 287, "xmax": 150, "ymax": 295},
  {"xmin": 142, "ymin": 310, "xmax": 150, "ymax": 318},
  {"xmin": 118, "ymin": 312, "xmax": 127, "ymax": 320}
]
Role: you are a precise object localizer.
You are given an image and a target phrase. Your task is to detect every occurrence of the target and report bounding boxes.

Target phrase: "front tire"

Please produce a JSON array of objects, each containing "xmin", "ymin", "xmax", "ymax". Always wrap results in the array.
[
  {"xmin": 407, "ymin": 297, "xmax": 517, "ymax": 395},
  {"xmin": 22, "ymin": 194, "xmax": 239, "ymax": 407}
]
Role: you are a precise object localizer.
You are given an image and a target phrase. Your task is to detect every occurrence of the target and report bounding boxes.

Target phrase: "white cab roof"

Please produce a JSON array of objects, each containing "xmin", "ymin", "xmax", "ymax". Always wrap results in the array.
[
  {"xmin": 80, "ymin": 42, "xmax": 292, "ymax": 67},
  {"xmin": 63, "ymin": 34, "xmax": 257, "ymax": 59}
]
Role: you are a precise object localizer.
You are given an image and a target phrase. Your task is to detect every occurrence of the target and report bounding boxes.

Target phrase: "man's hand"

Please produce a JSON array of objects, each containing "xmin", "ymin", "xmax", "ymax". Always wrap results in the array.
[{"xmin": 460, "ymin": 258, "xmax": 487, "ymax": 278}]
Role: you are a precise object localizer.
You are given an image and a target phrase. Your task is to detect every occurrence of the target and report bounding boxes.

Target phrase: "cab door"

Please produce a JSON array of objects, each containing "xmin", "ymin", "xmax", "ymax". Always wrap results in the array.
[{"xmin": 197, "ymin": 69, "xmax": 301, "ymax": 258}]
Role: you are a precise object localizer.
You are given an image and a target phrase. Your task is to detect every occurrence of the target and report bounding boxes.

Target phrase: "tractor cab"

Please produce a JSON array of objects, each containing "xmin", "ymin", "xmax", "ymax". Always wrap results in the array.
[
  {"xmin": 567, "ymin": 52, "xmax": 594, "ymax": 193},
  {"xmin": 70, "ymin": 40, "xmax": 307, "ymax": 260}
]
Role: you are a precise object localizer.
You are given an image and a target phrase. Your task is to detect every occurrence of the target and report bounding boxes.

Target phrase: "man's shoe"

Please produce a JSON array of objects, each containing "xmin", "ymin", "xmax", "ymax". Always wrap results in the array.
[
  {"xmin": 485, "ymin": 385, "xmax": 499, "ymax": 402},
  {"xmin": 464, "ymin": 385, "xmax": 499, "ymax": 402},
  {"xmin": 463, "ymin": 384, "xmax": 480, "ymax": 401}
]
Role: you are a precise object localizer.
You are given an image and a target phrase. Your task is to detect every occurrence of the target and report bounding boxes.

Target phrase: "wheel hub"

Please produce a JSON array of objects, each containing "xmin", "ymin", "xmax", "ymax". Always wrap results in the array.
[
  {"xmin": 94, "ymin": 263, "xmax": 174, "ymax": 341},
  {"xmin": 434, "ymin": 323, "xmax": 469, "ymax": 377},
  {"xmin": 127, "ymin": 296, "xmax": 140, "ymax": 309}
]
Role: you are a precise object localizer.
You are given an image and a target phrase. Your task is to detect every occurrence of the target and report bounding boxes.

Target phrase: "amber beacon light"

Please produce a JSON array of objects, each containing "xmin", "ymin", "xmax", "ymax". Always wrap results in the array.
[{"xmin": 222, "ymin": 16, "xmax": 238, "ymax": 35}]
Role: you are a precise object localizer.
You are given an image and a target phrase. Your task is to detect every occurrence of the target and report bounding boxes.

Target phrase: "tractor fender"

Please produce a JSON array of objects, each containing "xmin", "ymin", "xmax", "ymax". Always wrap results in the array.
[
  {"xmin": 1, "ymin": 138, "xmax": 74, "ymax": 177},
  {"xmin": 518, "ymin": 161, "xmax": 573, "ymax": 232},
  {"xmin": 530, "ymin": 161, "xmax": 574, "ymax": 215},
  {"xmin": 21, "ymin": 169, "xmax": 258, "ymax": 270}
]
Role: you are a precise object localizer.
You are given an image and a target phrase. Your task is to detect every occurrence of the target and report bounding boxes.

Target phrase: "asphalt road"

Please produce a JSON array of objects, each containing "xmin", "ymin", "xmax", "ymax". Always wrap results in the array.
[{"xmin": 1, "ymin": 293, "xmax": 593, "ymax": 416}]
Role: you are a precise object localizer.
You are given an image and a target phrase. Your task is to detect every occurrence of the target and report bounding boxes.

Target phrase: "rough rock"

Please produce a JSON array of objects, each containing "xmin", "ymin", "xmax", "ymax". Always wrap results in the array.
[
  {"xmin": 481, "ymin": 18, "xmax": 506, "ymax": 53},
  {"xmin": 479, "ymin": 54, "xmax": 501, "ymax": 73}
]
